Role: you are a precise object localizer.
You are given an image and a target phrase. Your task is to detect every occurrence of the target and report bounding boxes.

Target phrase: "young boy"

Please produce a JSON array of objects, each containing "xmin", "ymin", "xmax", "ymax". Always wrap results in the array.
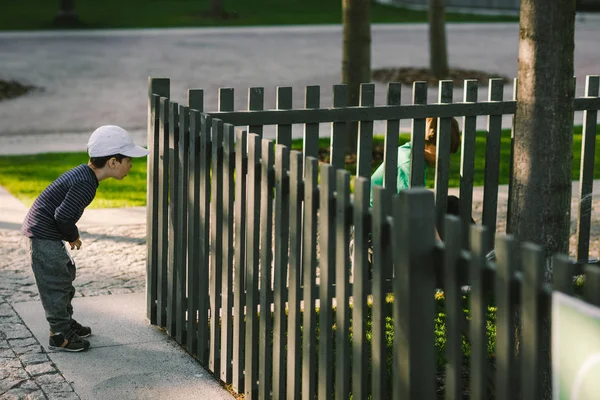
[{"xmin": 22, "ymin": 125, "xmax": 149, "ymax": 352}]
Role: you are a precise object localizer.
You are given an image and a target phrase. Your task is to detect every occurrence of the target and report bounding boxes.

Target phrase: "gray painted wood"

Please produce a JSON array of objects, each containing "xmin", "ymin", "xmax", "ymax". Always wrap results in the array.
[
  {"xmin": 302, "ymin": 157, "xmax": 318, "ymax": 400},
  {"xmin": 287, "ymin": 151, "xmax": 303, "ymax": 400},
  {"xmin": 318, "ymin": 164, "xmax": 335, "ymax": 400},
  {"xmin": 552, "ymin": 254, "xmax": 573, "ymax": 295},
  {"xmin": 393, "ymin": 189, "xmax": 436, "ymax": 400},
  {"xmin": 209, "ymin": 119, "xmax": 224, "ymax": 377},
  {"xmin": 330, "ymin": 85, "xmax": 348, "ymax": 170},
  {"xmin": 186, "ymin": 109, "xmax": 201, "ymax": 354},
  {"xmin": 147, "ymin": 77, "xmax": 169, "ymax": 323},
  {"xmin": 277, "ymin": 87, "xmax": 293, "ymax": 147},
  {"xmin": 197, "ymin": 113, "xmax": 212, "ymax": 365},
  {"xmin": 434, "ymin": 81, "xmax": 453, "ymax": 239},
  {"xmin": 259, "ymin": 139, "xmax": 275, "ymax": 400},
  {"xmin": 482, "ymin": 79, "xmax": 504, "ymax": 251},
  {"xmin": 443, "ymin": 215, "xmax": 462, "ymax": 400},
  {"xmin": 577, "ymin": 76, "xmax": 600, "ymax": 262},
  {"xmin": 384, "ymin": 83, "xmax": 401, "ymax": 191},
  {"xmin": 410, "ymin": 82, "xmax": 427, "ymax": 188},
  {"xmin": 353, "ymin": 177, "xmax": 370, "ymax": 400},
  {"xmin": 303, "ymin": 86, "xmax": 320, "ymax": 164},
  {"xmin": 469, "ymin": 225, "xmax": 490, "ymax": 400},
  {"xmin": 459, "ymin": 80, "xmax": 478, "ymax": 249},
  {"xmin": 175, "ymin": 105, "xmax": 190, "ymax": 345},
  {"xmin": 371, "ymin": 186, "xmax": 391, "ymax": 400},
  {"xmin": 233, "ymin": 129, "xmax": 248, "ymax": 393},
  {"xmin": 273, "ymin": 144, "xmax": 290, "ymax": 400},
  {"xmin": 156, "ymin": 97, "xmax": 170, "ymax": 329},
  {"xmin": 495, "ymin": 234, "xmax": 518, "ymax": 400},
  {"xmin": 335, "ymin": 170, "xmax": 351, "ymax": 400},
  {"xmin": 245, "ymin": 134, "xmax": 262, "ymax": 399},
  {"xmin": 210, "ymin": 100, "xmax": 518, "ymax": 127},
  {"xmin": 188, "ymin": 89, "xmax": 204, "ymax": 112},
  {"xmin": 249, "ymin": 87, "xmax": 264, "ymax": 137},
  {"xmin": 167, "ymin": 101, "xmax": 180, "ymax": 337},
  {"xmin": 584, "ymin": 264, "xmax": 600, "ymax": 306},
  {"xmin": 357, "ymin": 83, "xmax": 375, "ymax": 179},
  {"xmin": 506, "ymin": 79, "xmax": 518, "ymax": 235},
  {"xmin": 221, "ymin": 124, "xmax": 235, "ymax": 383},
  {"xmin": 521, "ymin": 243, "xmax": 544, "ymax": 400}
]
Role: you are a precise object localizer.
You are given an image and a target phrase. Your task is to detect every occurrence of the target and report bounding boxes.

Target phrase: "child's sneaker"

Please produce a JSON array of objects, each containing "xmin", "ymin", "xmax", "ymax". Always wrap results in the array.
[
  {"xmin": 70, "ymin": 319, "xmax": 92, "ymax": 338},
  {"xmin": 49, "ymin": 330, "xmax": 90, "ymax": 352}
]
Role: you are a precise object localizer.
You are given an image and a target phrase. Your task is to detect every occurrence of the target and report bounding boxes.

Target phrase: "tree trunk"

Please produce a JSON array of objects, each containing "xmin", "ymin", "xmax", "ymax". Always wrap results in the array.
[
  {"xmin": 428, "ymin": 0, "xmax": 449, "ymax": 79},
  {"xmin": 508, "ymin": 0, "xmax": 575, "ymax": 398},
  {"xmin": 55, "ymin": 0, "xmax": 79, "ymax": 26},
  {"xmin": 342, "ymin": 0, "xmax": 371, "ymax": 155}
]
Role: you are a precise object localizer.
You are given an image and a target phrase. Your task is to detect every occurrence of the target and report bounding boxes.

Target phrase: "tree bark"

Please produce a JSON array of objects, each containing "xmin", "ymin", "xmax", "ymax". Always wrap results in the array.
[
  {"xmin": 211, "ymin": 0, "xmax": 224, "ymax": 18},
  {"xmin": 428, "ymin": 0, "xmax": 449, "ymax": 79},
  {"xmin": 55, "ymin": 0, "xmax": 79, "ymax": 26},
  {"xmin": 342, "ymin": 0, "xmax": 371, "ymax": 154},
  {"xmin": 508, "ymin": 1, "xmax": 575, "ymax": 398}
]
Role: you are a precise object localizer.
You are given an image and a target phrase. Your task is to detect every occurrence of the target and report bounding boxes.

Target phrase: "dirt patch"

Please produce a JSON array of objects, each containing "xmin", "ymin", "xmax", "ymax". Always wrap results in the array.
[
  {"xmin": 372, "ymin": 67, "xmax": 511, "ymax": 86},
  {"xmin": 0, "ymin": 80, "xmax": 37, "ymax": 102}
]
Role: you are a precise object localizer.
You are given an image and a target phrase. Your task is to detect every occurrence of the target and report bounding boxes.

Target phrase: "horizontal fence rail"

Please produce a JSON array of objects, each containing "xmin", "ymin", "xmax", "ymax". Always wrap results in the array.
[{"xmin": 146, "ymin": 76, "xmax": 600, "ymax": 399}]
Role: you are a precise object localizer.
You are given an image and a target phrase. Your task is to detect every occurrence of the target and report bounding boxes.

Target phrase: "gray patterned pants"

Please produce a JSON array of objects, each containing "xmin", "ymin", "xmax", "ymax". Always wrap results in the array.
[{"xmin": 27, "ymin": 238, "xmax": 76, "ymax": 335}]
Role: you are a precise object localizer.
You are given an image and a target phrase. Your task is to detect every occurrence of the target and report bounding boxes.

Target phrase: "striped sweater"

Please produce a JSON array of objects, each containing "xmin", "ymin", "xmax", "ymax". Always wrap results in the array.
[{"xmin": 21, "ymin": 164, "xmax": 99, "ymax": 242}]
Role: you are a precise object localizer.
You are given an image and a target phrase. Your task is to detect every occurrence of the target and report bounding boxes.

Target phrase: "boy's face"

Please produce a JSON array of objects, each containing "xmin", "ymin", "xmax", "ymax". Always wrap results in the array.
[{"xmin": 110, "ymin": 157, "xmax": 133, "ymax": 180}]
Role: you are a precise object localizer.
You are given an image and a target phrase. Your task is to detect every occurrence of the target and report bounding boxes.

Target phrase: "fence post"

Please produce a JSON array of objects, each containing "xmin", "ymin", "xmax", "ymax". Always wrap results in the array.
[
  {"xmin": 147, "ymin": 77, "xmax": 169, "ymax": 324},
  {"xmin": 393, "ymin": 189, "xmax": 436, "ymax": 400},
  {"xmin": 459, "ymin": 80, "xmax": 478, "ymax": 249},
  {"xmin": 410, "ymin": 81, "xmax": 427, "ymax": 188},
  {"xmin": 521, "ymin": 243, "xmax": 544, "ymax": 400},
  {"xmin": 356, "ymin": 83, "xmax": 374, "ymax": 179},
  {"xmin": 167, "ymin": 101, "xmax": 180, "ymax": 337},
  {"xmin": 383, "ymin": 82, "xmax": 401, "ymax": 191},
  {"xmin": 434, "ymin": 80, "xmax": 453, "ymax": 239},
  {"xmin": 584, "ymin": 264, "xmax": 600, "ymax": 306}
]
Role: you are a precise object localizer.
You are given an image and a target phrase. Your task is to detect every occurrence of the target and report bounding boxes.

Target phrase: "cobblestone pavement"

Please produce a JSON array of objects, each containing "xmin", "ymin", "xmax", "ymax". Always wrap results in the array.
[{"xmin": 0, "ymin": 224, "xmax": 146, "ymax": 399}]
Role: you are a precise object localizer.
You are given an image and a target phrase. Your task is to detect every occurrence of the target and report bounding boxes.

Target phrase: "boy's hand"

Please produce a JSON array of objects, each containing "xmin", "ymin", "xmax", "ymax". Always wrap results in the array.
[{"xmin": 69, "ymin": 238, "xmax": 82, "ymax": 250}]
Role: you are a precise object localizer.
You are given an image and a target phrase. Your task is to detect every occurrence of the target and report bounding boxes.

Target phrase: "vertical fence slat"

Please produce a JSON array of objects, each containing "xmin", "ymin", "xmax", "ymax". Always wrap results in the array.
[
  {"xmin": 330, "ymin": 85, "xmax": 348, "ymax": 170},
  {"xmin": 410, "ymin": 81, "xmax": 427, "ymax": 188},
  {"xmin": 186, "ymin": 109, "xmax": 200, "ymax": 354},
  {"xmin": 495, "ymin": 234, "xmax": 517, "ymax": 400},
  {"xmin": 197, "ymin": 113, "xmax": 212, "ymax": 365},
  {"xmin": 147, "ymin": 77, "xmax": 169, "ymax": 324},
  {"xmin": 287, "ymin": 151, "xmax": 304, "ymax": 400},
  {"xmin": 584, "ymin": 264, "xmax": 600, "ymax": 306},
  {"xmin": 444, "ymin": 215, "xmax": 462, "ymax": 400},
  {"xmin": 220, "ymin": 123, "xmax": 235, "ymax": 383},
  {"xmin": 245, "ymin": 134, "xmax": 262, "ymax": 399},
  {"xmin": 209, "ymin": 119, "xmax": 224, "ymax": 376},
  {"xmin": 233, "ymin": 129, "xmax": 248, "ymax": 393},
  {"xmin": 167, "ymin": 101, "xmax": 180, "ymax": 337},
  {"xmin": 357, "ymin": 83, "xmax": 375, "ymax": 179},
  {"xmin": 318, "ymin": 164, "xmax": 335, "ymax": 400},
  {"xmin": 353, "ymin": 177, "xmax": 370, "ymax": 400},
  {"xmin": 434, "ymin": 81, "xmax": 453, "ymax": 239},
  {"xmin": 302, "ymin": 157, "xmax": 319, "ymax": 400},
  {"xmin": 335, "ymin": 170, "xmax": 351, "ymax": 400},
  {"xmin": 552, "ymin": 254, "xmax": 573, "ymax": 295},
  {"xmin": 156, "ymin": 97, "xmax": 170, "ymax": 329},
  {"xmin": 469, "ymin": 225, "xmax": 490, "ymax": 400},
  {"xmin": 273, "ymin": 144, "xmax": 290, "ymax": 400},
  {"xmin": 507, "ymin": 78, "xmax": 518, "ymax": 232},
  {"xmin": 259, "ymin": 139, "xmax": 275, "ymax": 400},
  {"xmin": 249, "ymin": 87, "xmax": 264, "ymax": 137},
  {"xmin": 372, "ymin": 186, "xmax": 391, "ymax": 400},
  {"xmin": 175, "ymin": 105, "xmax": 190, "ymax": 345},
  {"xmin": 277, "ymin": 87, "xmax": 293, "ymax": 147},
  {"xmin": 459, "ymin": 80, "xmax": 478, "ymax": 248},
  {"xmin": 482, "ymin": 79, "xmax": 504, "ymax": 250},
  {"xmin": 521, "ymin": 243, "xmax": 544, "ymax": 400},
  {"xmin": 577, "ymin": 75, "xmax": 600, "ymax": 262},
  {"xmin": 303, "ymin": 86, "xmax": 320, "ymax": 162},
  {"xmin": 393, "ymin": 189, "xmax": 436, "ymax": 400},
  {"xmin": 384, "ymin": 83, "xmax": 401, "ymax": 191}
]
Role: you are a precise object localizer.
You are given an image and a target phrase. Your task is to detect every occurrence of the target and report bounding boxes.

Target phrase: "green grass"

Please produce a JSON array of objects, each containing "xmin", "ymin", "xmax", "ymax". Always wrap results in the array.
[
  {"xmin": 1, "ymin": 0, "xmax": 517, "ymax": 31},
  {"xmin": 1, "ymin": 126, "xmax": 597, "ymax": 208}
]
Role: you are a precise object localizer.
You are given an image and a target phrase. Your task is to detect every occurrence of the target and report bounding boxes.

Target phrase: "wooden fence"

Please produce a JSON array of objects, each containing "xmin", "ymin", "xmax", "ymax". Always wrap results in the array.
[{"xmin": 145, "ymin": 76, "xmax": 600, "ymax": 399}]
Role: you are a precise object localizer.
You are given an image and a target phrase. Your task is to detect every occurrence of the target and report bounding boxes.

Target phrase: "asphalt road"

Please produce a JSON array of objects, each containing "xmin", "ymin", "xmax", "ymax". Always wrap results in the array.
[{"xmin": 0, "ymin": 21, "xmax": 598, "ymax": 154}]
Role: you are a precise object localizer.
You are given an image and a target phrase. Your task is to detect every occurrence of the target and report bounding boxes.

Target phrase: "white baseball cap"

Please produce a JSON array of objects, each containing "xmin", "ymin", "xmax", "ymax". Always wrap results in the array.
[{"xmin": 87, "ymin": 125, "xmax": 149, "ymax": 158}]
